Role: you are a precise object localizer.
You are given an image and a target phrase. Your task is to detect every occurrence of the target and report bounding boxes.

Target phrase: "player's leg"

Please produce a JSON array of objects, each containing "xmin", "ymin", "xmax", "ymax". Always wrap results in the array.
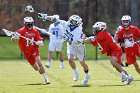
[
  {"xmin": 123, "ymin": 53, "xmax": 128, "ymax": 67},
  {"xmin": 46, "ymin": 51, "xmax": 53, "ymax": 68},
  {"xmin": 68, "ymin": 54, "xmax": 79, "ymax": 81},
  {"xmin": 78, "ymin": 46, "xmax": 90, "ymax": 85},
  {"xmin": 24, "ymin": 52, "xmax": 50, "ymax": 84},
  {"xmin": 31, "ymin": 63, "xmax": 40, "ymax": 71},
  {"xmin": 110, "ymin": 56, "xmax": 133, "ymax": 84},
  {"xmin": 67, "ymin": 46, "xmax": 78, "ymax": 81},
  {"xmin": 35, "ymin": 56, "xmax": 50, "ymax": 84},
  {"xmin": 24, "ymin": 53, "xmax": 40, "ymax": 71},
  {"xmin": 57, "ymin": 42, "xmax": 64, "ymax": 68},
  {"xmin": 133, "ymin": 49, "xmax": 140, "ymax": 74},
  {"xmin": 133, "ymin": 62, "xmax": 140, "ymax": 75},
  {"xmin": 80, "ymin": 60, "xmax": 90, "ymax": 85},
  {"xmin": 59, "ymin": 51, "xmax": 64, "ymax": 69},
  {"xmin": 46, "ymin": 42, "xmax": 55, "ymax": 68}
]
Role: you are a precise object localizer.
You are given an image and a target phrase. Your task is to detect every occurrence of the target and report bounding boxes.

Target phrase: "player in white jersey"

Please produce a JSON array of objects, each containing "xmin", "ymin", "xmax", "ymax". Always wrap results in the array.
[
  {"xmin": 38, "ymin": 14, "xmax": 90, "ymax": 85},
  {"xmin": 46, "ymin": 15, "xmax": 65, "ymax": 69},
  {"xmin": 114, "ymin": 25, "xmax": 128, "ymax": 67}
]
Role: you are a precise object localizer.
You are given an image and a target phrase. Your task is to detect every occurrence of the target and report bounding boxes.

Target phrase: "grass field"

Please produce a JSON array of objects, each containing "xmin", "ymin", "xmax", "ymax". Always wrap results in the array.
[
  {"xmin": 0, "ymin": 60, "xmax": 140, "ymax": 93},
  {"xmin": 0, "ymin": 36, "xmax": 109, "ymax": 59}
]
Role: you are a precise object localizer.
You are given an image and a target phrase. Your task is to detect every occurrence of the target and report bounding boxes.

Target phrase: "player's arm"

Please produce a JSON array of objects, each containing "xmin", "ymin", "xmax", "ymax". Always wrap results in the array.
[
  {"xmin": 114, "ymin": 34, "xmax": 118, "ymax": 42},
  {"xmin": 11, "ymin": 32, "xmax": 20, "ymax": 43},
  {"xmin": 83, "ymin": 36, "xmax": 96, "ymax": 43},
  {"xmin": 118, "ymin": 38, "xmax": 124, "ymax": 47},
  {"xmin": 34, "ymin": 30, "xmax": 44, "ymax": 46}
]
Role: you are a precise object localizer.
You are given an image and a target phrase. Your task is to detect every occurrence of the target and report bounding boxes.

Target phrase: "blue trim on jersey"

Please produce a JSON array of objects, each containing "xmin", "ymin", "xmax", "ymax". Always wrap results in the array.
[
  {"xmin": 83, "ymin": 47, "xmax": 86, "ymax": 61},
  {"xmin": 70, "ymin": 26, "xmax": 77, "ymax": 32}
]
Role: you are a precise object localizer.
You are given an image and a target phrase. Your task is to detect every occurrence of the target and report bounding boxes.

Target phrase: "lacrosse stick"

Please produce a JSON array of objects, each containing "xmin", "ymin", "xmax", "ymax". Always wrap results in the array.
[
  {"xmin": 25, "ymin": 5, "xmax": 47, "ymax": 19},
  {"xmin": 34, "ymin": 26, "xmax": 55, "ymax": 36},
  {"xmin": 25, "ymin": 5, "xmax": 38, "ymax": 14},
  {"xmin": 2, "ymin": 28, "xmax": 37, "ymax": 43}
]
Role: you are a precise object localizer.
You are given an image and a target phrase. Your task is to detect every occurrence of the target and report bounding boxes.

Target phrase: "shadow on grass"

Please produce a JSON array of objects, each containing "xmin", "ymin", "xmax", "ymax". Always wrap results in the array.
[
  {"xmin": 133, "ymin": 79, "xmax": 140, "ymax": 81},
  {"xmin": 99, "ymin": 84, "xmax": 126, "ymax": 87},
  {"xmin": 71, "ymin": 84, "xmax": 91, "ymax": 87},
  {"xmin": 19, "ymin": 83, "xmax": 47, "ymax": 86}
]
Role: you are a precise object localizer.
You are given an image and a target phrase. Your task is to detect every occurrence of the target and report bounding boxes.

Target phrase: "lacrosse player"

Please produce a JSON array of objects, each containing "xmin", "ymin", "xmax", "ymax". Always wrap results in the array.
[
  {"xmin": 117, "ymin": 15, "xmax": 140, "ymax": 75},
  {"xmin": 45, "ymin": 15, "xmax": 65, "ymax": 69},
  {"xmin": 84, "ymin": 22, "xmax": 133, "ymax": 84},
  {"xmin": 38, "ymin": 14, "xmax": 90, "ymax": 85},
  {"xmin": 114, "ymin": 25, "xmax": 128, "ymax": 67},
  {"xmin": 11, "ymin": 17, "xmax": 50, "ymax": 84}
]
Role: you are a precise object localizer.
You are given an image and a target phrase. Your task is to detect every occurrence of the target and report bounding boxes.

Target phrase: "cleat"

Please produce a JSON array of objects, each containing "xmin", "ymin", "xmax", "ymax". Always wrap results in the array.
[
  {"xmin": 122, "ymin": 75, "xmax": 127, "ymax": 82},
  {"xmin": 45, "ymin": 79, "xmax": 50, "ymax": 85},
  {"xmin": 81, "ymin": 73, "xmax": 90, "ymax": 85},
  {"xmin": 125, "ymin": 62, "xmax": 128, "ymax": 67},
  {"xmin": 73, "ymin": 69, "xmax": 79, "ymax": 81},
  {"xmin": 45, "ymin": 62, "xmax": 50, "ymax": 68},
  {"xmin": 60, "ymin": 62, "xmax": 64, "ymax": 69},
  {"xmin": 126, "ymin": 75, "xmax": 133, "ymax": 85}
]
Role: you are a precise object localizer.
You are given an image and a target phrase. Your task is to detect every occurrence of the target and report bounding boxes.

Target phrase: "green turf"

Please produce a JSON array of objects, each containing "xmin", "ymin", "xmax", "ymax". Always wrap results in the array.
[
  {"xmin": 0, "ymin": 36, "xmax": 109, "ymax": 60},
  {"xmin": 0, "ymin": 60, "xmax": 140, "ymax": 93}
]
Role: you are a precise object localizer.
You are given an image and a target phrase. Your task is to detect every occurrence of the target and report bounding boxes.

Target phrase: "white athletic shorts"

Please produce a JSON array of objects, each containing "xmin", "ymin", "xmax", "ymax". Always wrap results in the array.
[
  {"xmin": 48, "ymin": 41, "xmax": 63, "ymax": 52},
  {"xmin": 67, "ymin": 44, "xmax": 86, "ymax": 61}
]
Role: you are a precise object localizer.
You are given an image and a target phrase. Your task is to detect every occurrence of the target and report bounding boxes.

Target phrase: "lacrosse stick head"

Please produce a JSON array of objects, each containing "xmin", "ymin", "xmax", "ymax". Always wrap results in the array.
[
  {"xmin": 25, "ymin": 5, "xmax": 35, "ymax": 13},
  {"xmin": 2, "ymin": 29, "xmax": 20, "ymax": 37},
  {"xmin": 2, "ymin": 29, "xmax": 14, "ymax": 36}
]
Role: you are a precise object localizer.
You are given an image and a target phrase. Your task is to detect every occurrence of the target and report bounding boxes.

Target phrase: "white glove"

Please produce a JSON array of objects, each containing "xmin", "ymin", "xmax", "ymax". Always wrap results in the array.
[
  {"xmin": 35, "ymin": 41, "xmax": 43, "ymax": 46},
  {"xmin": 38, "ymin": 13, "xmax": 48, "ymax": 21},
  {"xmin": 12, "ymin": 32, "xmax": 20, "ymax": 39},
  {"xmin": 125, "ymin": 39, "xmax": 134, "ymax": 48},
  {"xmin": 89, "ymin": 36, "xmax": 96, "ymax": 42}
]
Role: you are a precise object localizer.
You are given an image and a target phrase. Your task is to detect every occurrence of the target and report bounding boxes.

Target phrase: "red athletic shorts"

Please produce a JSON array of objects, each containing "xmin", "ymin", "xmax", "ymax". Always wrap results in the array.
[
  {"xmin": 125, "ymin": 47, "xmax": 140, "ymax": 65},
  {"xmin": 24, "ymin": 50, "xmax": 40, "ymax": 65},
  {"xmin": 110, "ymin": 49, "xmax": 122, "ymax": 64}
]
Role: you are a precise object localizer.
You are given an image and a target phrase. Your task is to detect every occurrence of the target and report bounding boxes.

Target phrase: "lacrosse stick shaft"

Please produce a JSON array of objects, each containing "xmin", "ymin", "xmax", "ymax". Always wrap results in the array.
[
  {"xmin": 19, "ymin": 35, "xmax": 37, "ymax": 43},
  {"xmin": 2, "ymin": 28, "xmax": 37, "ymax": 43},
  {"xmin": 34, "ymin": 26, "xmax": 54, "ymax": 36}
]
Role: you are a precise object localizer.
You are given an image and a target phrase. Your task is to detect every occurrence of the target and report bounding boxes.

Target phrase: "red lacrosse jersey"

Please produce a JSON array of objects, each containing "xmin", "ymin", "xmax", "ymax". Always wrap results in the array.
[
  {"xmin": 118, "ymin": 25, "xmax": 140, "ymax": 43},
  {"xmin": 17, "ymin": 27, "xmax": 43, "ymax": 53},
  {"xmin": 117, "ymin": 25, "xmax": 140, "ymax": 64},
  {"xmin": 91, "ymin": 31, "xmax": 121, "ymax": 56}
]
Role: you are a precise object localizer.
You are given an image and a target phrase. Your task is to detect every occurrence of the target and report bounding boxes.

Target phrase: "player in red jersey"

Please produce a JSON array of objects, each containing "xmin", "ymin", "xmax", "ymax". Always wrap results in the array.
[
  {"xmin": 11, "ymin": 17, "xmax": 50, "ymax": 84},
  {"xmin": 117, "ymin": 15, "xmax": 140, "ymax": 75},
  {"xmin": 84, "ymin": 22, "xmax": 133, "ymax": 84}
]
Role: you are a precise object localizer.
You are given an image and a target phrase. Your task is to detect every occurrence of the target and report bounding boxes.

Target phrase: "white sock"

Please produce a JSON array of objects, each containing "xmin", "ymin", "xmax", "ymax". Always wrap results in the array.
[
  {"xmin": 47, "ymin": 61, "xmax": 51, "ymax": 65},
  {"xmin": 43, "ymin": 73, "xmax": 48, "ymax": 81},
  {"xmin": 121, "ymin": 71, "xmax": 127, "ymax": 76}
]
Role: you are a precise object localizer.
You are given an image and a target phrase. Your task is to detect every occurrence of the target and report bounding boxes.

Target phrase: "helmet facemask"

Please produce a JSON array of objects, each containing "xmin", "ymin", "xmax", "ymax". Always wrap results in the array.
[
  {"xmin": 24, "ymin": 17, "xmax": 34, "ymax": 30},
  {"xmin": 92, "ymin": 22, "xmax": 106, "ymax": 35},
  {"xmin": 25, "ymin": 22, "xmax": 34, "ymax": 29},
  {"xmin": 68, "ymin": 15, "xmax": 82, "ymax": 28},
  {"xmin": 121, "ymin": 15, "xmax": 131, "ymax": 28},
  {"xmin": 68, "ymin": 19, "xmax": 78, "ymax": 27}
]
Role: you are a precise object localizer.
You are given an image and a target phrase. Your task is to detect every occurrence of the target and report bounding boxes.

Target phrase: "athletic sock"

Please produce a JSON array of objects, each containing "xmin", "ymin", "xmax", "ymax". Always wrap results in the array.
[
  {"xmin": 121, "ymin": 71, "xmax": 127, "ymax": 76},
  {"xmin": 43, "ymin": 73, "xmax": 48, "ymax": 81}
]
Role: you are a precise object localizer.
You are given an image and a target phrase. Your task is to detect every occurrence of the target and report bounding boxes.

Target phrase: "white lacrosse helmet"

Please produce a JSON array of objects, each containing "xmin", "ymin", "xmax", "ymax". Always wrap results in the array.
[
  {"xmin": 24, "ymin": 17, "xmax": 34, "ymax": 29},
  {"xmin": 121, "ymin": 15, "xmax": 131, "ymax": 26},
  {"xmin": 53, "ymin": 15, "xmax": 60, "ymax": 19},
  {"xmin": 92, "ymin": 22, "xmax": 106, "ymax": 31},
  {"xmin": 68, "ymin": 15, "xmax": 82, "ymax": 27}
]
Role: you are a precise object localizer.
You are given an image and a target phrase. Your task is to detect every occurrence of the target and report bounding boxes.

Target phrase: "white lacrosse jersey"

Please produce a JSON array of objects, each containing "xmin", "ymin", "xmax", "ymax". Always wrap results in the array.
[
  {"xmin": 48, "ymin": 23, "xmax": 64, "ymax": 43},
  {"xmin": 59, "ymin": 20, "xmax": 85, "ymax": 61}
]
